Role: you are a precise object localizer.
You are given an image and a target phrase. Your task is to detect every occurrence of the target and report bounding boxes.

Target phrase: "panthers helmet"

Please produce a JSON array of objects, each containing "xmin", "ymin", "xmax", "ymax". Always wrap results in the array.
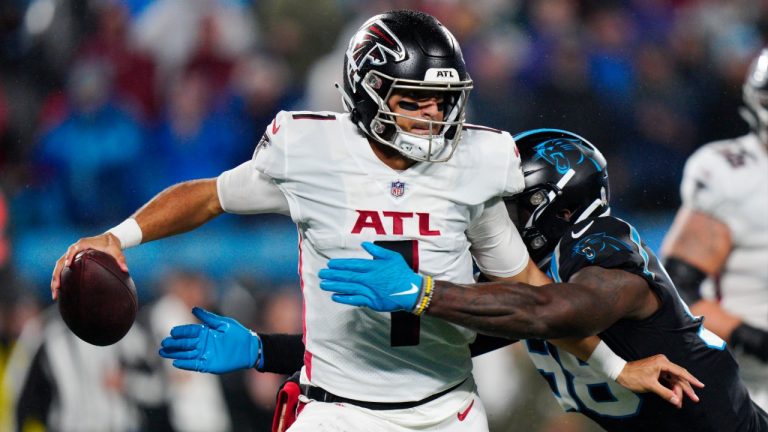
[
  {"xmin": 741, "ymin": 48, "xmax": 768, "ymax": 147},
  {"xmin": 506, "ymin": 129, "xmax": 610, "ymax": 265},
  {"xmin": 340, "ymin": 10, "xmax": 473, "ymax": 162}
]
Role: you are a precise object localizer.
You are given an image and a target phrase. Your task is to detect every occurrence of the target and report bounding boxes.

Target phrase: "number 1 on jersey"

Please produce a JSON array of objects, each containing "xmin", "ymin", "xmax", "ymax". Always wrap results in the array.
[{"xmin": 373, "ymin": 240, "xmax": 421, "ymax": 346}]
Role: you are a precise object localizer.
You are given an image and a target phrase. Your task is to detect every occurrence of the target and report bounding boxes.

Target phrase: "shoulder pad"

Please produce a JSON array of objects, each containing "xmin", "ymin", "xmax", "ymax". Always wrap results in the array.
[{"xmin": 551, "ymin": 217, "xmax": 651, "ymax": 281}]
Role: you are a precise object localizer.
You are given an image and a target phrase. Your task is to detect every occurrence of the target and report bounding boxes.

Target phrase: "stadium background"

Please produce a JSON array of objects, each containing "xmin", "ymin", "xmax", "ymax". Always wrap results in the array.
[{"xmin": 0, "ymin": 0, "xmax": 764, "ymax": 431}]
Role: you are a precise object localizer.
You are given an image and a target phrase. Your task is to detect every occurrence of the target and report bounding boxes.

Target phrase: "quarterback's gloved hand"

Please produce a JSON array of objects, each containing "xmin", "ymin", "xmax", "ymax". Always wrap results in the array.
[
  {"xmin": 730, "ymin": 323, "xmax": 768, "ymax": 363},
  {"xmin": 158, "ymin": 307, "xmax": 262, "ymax": 373},
  {"xmin": 319, "ymin": 242, "xmax": 424, "ymax": 312}
]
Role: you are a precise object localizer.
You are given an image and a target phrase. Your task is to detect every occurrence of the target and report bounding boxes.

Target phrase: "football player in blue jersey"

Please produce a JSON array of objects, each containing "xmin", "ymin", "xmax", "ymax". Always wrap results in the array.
[{"xmin": 318, "ymin": 129, "xmax": 768, "ymax": 432}]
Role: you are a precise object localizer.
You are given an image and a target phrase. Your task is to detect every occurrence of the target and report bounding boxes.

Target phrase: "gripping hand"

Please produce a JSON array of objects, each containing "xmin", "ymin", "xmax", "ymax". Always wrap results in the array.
[
  {"xmin": 159, "ymin": 307, "xmax": 262, "ymax": 373},
  {"xmin": 318, "ymin": 242, "xmax": 424, "ymax": 312}
]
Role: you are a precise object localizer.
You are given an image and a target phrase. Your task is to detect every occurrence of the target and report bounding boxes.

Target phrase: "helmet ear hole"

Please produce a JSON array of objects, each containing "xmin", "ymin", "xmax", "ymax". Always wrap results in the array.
[
  {"xmin": 529, "ymin": 190, "xmax": 547, "ymax": 206},
  {"xmin": 366, "ymin": 74, "xmax": 383, "ymax": 90},
  {"xmin": 556, "ymin": 209, "xmax": 573, "ymax": 222}
]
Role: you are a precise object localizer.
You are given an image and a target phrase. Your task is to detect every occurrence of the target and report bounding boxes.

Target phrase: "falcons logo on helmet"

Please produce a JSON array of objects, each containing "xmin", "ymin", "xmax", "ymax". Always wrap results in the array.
[{"xmin": 345, "ymin": 19, "xmax": 406, "ymax": 92}]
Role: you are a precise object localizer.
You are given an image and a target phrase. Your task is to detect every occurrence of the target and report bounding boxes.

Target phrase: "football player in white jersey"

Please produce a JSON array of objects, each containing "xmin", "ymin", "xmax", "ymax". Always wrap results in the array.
[
  {"xmin": 51, "ymin": 10, "xmax": 695, "ymax": 432},
  {"xmin": 661, "ymin": 47, "xmax": 768, "ymax": 410}
]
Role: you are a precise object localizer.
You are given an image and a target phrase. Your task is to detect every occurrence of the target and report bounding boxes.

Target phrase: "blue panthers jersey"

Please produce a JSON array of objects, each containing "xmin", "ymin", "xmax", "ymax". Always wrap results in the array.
[{"xmin": 525, "ymin": 216, "xmax": 767, "ymax": 432}]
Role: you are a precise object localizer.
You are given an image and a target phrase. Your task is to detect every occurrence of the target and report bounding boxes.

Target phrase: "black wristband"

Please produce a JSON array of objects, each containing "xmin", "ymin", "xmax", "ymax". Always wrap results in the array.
[
  {"xmin": 730, "ymin": 323, "xmax": 768, "ymax": 363},
  {"xmin": 663, "ymin": 257, "xmax": 706, "ymax": 305},
  {"xmin": 257, "ymin": 333, "xmax": 305, "ymax": 375}
]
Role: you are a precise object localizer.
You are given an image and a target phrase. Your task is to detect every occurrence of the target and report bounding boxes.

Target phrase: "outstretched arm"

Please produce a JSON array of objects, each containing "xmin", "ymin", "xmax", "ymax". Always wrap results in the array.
[
  {"xmin": 51, "ymin": 162, "xmax": 289, "ymax": 299},
  {"xmin": 51, "ymin": 179, "xmax": 223, "ymax": 298},
  {"xmin": 430, "ymin": 265, "xmax": 657, "ymax": 340},
  {"xmin": 427, "ymin": 278, "xmax": 607, "ymax": 340},
  {"xmin": 160, "ymin": 312, "xmax": 519, "ymax": 375},
  {"xmin": 319, "ymin": 244, "xmax": 654, "ymax": 340}
]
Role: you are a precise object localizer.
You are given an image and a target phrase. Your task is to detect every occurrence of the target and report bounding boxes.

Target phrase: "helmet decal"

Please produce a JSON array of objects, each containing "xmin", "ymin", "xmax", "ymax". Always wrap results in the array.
[
  {"xmin": 345, "ymin": 19, "xmax": 406, "ymax": 93},
  {"xmin": 571, "ymin": 233, "xmax": 631, "ymax": 262},
  {"xmin": 533, "ymin": 138, "xmax": 603, "ymax": 175}
]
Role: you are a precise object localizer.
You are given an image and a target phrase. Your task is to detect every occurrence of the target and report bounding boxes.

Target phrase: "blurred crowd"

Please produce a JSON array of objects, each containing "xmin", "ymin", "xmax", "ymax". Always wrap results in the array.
[
  {"xmin": 0, "ymin": 0, "xmax": 765, "ymax": 227},
  {"xmin": 0, "ymin": 0, "xmax": 766, "ymax": 431}
]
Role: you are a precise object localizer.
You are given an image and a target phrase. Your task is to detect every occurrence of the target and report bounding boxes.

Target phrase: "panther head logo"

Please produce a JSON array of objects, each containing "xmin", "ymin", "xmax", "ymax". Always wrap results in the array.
[
  {"xmin": 345, "ymin": 19, "xmax": 406, "ymax": 92},
  {"xmin": 572, "ymin": 233, "xmax": 631, "ymax": 262},
  {"xmin": 533, "ymin": 138, "xmax": 602, "ymax": 175}
]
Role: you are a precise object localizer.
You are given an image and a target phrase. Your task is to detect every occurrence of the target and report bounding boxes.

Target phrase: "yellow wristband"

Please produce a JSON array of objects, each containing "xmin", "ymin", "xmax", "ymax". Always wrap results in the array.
[{"xmin": 414, "ymin": 276, "xmax": 434, "ymax": 316}]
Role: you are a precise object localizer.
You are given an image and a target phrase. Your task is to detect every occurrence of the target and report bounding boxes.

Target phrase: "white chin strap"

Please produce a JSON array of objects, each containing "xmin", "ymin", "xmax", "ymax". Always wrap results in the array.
[{"xmin": 393, "ymin": 133, "xmax": 446, "ymax": 161}]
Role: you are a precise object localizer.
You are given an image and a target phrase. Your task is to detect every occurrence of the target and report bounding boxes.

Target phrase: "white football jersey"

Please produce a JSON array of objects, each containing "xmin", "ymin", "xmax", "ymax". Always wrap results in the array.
[
  {"xmin": 680, "ymin": 132, "xmax": 768, "ymax": 384},
  {"xmin": 226, "ymin": 110, "xmax": 527, "ymax": 402}
]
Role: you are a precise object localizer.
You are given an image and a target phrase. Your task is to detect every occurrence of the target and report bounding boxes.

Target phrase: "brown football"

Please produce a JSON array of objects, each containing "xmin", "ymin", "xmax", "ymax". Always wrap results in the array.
[{"xmin": 58, "ymin": 249, "xmax": 138, "ymax": 346}]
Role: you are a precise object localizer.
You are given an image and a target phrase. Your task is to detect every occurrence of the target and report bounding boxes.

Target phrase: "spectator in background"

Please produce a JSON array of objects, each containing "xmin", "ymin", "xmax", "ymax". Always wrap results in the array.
[
  {"xmin": 584, "ymin": 5, "xmax": 637, "ymax": 109},
  {"xmin": 0, "ymin": 187, "xmax": 9, "ymax": 275},
  {"xmin": 5, "ymin": 305, "xmax": 155, "ymax": 432},
  {"xmin": 518, "ymin": 0, "xmax": 581, "ymax": 91},
  {"xmin": 0, "ymin": 186, "xmax": 41, "ymax": 432},
  {"xmin": 143, "ymin": 269, "xmax": 232, "ymax": 432},
  {"xmin": 132, "ymin": 0, "xmax": 257, "ymax": 88},
  {"xmin": 621, "ymin": 42, "xmax": 698, "ymax": 210},
  {"xmin": 0, "ymin": 83, "xmax": 10, "ymax": 171},
  {"xmin": 661, "ymin": 47, "xmax": 768, "ymax": 411},
  {"xmin": 217, "ymin": 284, "xmax": 302, "ymax": 430},
  {"xmin": 20, "ymin": 58, "xmax": 145, "ymax": 228},
  {"xmin": 528, "ymin": 37, "xmax": 614, "ymax": 143},
  {"xmin": 76, "ymin": 1, "xmax": 158, "ymax": 122},
  {"xmin": 143, "ymin": 69, "xmax": 241, "ymax": 196},
  {"xmin": 225, "ymin": 53, "xmax": 300, "ymax": 163},
  {"xmin": 257, "ymin": 0, "xmax": 343, "ymax": 81},
  {"xmin": 463, "ymin": 26, "xmax": 534, "ymax": 134},
  {"xmin": 0, "ymin": 288, "xmax": 40, "ymax": 432},
  {"xmin": 185, "ymin": 14, "xmax": 237, "ymax": 100}
]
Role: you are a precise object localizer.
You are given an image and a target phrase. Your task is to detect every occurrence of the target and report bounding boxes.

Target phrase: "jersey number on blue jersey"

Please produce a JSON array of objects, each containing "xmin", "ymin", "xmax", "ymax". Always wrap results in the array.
[{"xmin": 526, "ymin": 339, "xmax": 642, "ymax": 418}]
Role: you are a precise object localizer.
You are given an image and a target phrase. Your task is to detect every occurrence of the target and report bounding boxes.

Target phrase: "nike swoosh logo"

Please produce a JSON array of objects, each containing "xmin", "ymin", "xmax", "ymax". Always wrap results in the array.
[
  {"xmin": 571, "ymin": 221, "xmax": 595, "ymax": 239},
  {"xmin": 457, "ymin": 399, "xmax": 474, "ymax": 421},
  {"xmin": 390, "ymin": 283, "xmax": 420, "ymax": 297},
  {"xmin": 271, "ymin": 118, "xmax": 281, "ymax": 135}
]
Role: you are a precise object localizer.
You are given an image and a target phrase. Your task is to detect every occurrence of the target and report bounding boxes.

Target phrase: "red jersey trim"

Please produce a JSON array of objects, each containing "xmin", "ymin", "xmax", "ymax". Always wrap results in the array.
[{"xmin": 298, "ymin": 230, "xmax": 312, "ymax": 380}]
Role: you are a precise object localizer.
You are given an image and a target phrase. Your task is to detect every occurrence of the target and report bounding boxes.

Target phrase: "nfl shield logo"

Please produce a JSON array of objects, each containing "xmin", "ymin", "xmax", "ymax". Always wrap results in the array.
[{"xmin": 391, "ymin": 181, "xmax": 405, "ymax": 197}]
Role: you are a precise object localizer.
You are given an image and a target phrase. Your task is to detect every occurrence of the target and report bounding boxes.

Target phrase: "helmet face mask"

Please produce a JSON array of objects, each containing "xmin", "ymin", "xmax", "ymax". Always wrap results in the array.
[
  {"xmin": 507, "ymin": 129, "xmax": 610, "ymax": 265},
  {"xmin": 340, "ymin": 11, "xmax": 473, "ymax": 162},
  {"xmin": 741, "ymin": 48, "xmax": 768, "ymax": 147},
  {"xmin": 364, "ymin": 70, "xmax": 471, "ymax": 161}
]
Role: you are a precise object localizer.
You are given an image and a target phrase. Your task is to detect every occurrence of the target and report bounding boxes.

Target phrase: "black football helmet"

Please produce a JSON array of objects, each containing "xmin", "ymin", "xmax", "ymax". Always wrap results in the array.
[
  {"xmin": 741, "ymin": 48, "xmax": 768, "ymax": 147},
  {"xmin": 505, "ymin": 129, "xmax": 610, "ymax": 265},
  {"xmin": 339, "ymin": 10, "xmax": 473, "ymax": 162}
]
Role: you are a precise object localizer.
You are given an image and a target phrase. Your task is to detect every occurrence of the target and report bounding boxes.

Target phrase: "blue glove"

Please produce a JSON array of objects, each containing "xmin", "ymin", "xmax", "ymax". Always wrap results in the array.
[
  {"xmin": 319, "ymin": 242, "xmax": 424, "ymax": 312},
  {"xmin": 158, "ymin": 307, "xmax": 262, "ymax": 374}
]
